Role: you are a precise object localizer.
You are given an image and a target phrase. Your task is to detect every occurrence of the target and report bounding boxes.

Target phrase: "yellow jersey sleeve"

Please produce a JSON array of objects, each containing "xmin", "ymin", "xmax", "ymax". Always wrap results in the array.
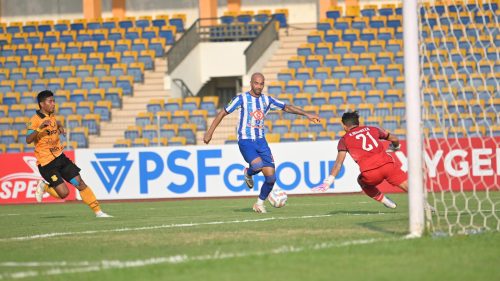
[{"xmin": 27, "ymin": 115, "xmax": 41, "ymax": 131}]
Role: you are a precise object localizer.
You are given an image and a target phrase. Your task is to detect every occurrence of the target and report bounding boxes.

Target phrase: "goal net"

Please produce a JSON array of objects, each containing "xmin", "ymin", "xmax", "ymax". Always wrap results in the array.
[{"xmin": 418, "ymin": 0, "xmax": 499, "ymax": 235}]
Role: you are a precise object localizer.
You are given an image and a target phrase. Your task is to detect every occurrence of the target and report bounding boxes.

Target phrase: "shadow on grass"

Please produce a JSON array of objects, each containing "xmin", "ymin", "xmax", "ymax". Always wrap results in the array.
[
  {"xmin": 357, "ymin": 219, "xmax": 407, "ymax": 236},
  {"xmin": 40, "ymin": 216, "xmax": 68, "ymax": 219},
  {"xmin": 233, "ymin": 208, "xmax": 254, "ymax": 213},
  {"xmin": 328, "ymin": 210, "xmax": 392, "ymax": 215},
  {"xmin": 326, "ymin": 210, "xmax": 406, "ymax": 235}
]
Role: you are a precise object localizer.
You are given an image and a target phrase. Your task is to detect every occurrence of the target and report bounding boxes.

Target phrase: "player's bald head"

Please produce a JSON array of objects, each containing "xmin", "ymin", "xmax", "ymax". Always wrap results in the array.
[{"xmin": 251, "ymin": 72, "xmax": 264, "ymax": 82}]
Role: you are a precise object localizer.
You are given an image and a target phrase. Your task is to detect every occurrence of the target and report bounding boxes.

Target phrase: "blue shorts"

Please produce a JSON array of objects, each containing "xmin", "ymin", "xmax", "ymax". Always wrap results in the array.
[{"xmin": 238, "ymin": 138, "xmax": 275, "ymax": 167}]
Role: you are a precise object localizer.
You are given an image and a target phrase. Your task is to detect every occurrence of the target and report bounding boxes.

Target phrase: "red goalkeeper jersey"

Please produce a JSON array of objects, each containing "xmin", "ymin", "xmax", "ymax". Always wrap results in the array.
[{"xmin": 337, "ymin": 126, "xmax": 394, "ymax": 172}]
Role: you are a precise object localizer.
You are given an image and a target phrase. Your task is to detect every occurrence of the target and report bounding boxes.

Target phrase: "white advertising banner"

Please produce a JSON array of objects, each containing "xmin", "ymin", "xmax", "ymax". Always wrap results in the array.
[{"xmin": 75, "ymin": 141, "xmax": 362, "ymax": 200}]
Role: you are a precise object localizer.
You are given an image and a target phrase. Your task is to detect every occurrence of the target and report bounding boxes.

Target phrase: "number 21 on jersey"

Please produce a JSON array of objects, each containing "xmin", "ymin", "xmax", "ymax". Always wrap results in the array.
[{"xmin": 355, "ymin": 131, "xmax": 379, "ymax": 151}]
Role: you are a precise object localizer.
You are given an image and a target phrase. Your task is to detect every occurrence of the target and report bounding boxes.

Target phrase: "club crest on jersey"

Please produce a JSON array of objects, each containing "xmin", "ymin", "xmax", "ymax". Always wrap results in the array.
[{"xmin": 250, "ymin": 109, "xmax": 264, "ymax": 121}]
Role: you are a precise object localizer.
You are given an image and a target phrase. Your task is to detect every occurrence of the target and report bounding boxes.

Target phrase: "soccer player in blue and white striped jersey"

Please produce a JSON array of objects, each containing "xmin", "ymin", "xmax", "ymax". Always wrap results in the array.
[{"xmin": 204, "ymin": 73, "xmax": 320, "ymax": 213}]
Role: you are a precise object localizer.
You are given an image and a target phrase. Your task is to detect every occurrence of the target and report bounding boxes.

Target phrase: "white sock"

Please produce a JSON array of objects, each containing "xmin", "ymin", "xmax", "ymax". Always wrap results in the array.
[{"xmin": 257, "ymin": 198, "xmax": 264, "ymax": 205}]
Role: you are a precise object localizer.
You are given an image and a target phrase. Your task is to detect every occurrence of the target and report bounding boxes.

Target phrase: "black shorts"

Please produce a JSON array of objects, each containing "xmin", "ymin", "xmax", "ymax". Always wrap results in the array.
[{"xmin": 38, "ymin": 153, "xmax": 81, "ymax": 187}]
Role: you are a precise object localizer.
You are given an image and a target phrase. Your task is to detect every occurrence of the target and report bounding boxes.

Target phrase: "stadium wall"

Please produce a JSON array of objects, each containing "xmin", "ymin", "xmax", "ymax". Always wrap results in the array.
[{"xmin": 169, "ymin": 41, "xmax": 249, "ymax": 97}]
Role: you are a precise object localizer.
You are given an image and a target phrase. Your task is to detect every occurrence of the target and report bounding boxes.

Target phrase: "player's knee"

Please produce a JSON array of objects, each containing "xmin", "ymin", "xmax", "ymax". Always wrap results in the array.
[
  {"xmin": 250, "ymin": 161, "xmax": 264, "ymax": 172},
  {"xmin": 58, "ymin": 189, "xmax": 69, "ymax": 199},
  {"xmin": 265, "ymin": 175, "xmax": 276, "ymax": 186}
]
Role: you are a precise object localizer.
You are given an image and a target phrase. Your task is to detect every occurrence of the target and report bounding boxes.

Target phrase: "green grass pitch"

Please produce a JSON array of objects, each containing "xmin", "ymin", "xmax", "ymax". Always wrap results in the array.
[{"xmin": 0, "ymin": 193, "xmax": 499, "ymax": 281}]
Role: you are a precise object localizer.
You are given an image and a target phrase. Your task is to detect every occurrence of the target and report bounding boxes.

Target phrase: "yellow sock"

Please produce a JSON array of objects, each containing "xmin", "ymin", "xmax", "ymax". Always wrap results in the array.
[
  {"xmin": 44, "ymin": 184, "xmax": 60, "ymax": 199},
  {"xmin": 79, "ymin": 187, "xmax": 101, "ymax": 213}
]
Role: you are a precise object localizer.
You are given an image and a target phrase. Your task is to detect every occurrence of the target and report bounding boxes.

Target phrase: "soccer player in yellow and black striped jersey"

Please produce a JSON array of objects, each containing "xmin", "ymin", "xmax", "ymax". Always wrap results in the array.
[{"xmin": 26, "ymin": 90, "xmax": 112, "ymax": 218}]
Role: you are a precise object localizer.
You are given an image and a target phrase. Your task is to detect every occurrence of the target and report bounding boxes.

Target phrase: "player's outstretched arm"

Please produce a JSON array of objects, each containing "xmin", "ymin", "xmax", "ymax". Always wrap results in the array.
[
  {"xmin": 56, "ymin": 120, "xmax": 66, "ymax": 136},
  {"xmin": 283, "ymin": 104, "xmax": 320, "ymax": 123},
  {"xmin": 386, "ymin": 132, "xmax": 401, "ymax": 151},
  {"xmin": 313, "ymin": 151, "xmax": 347, "ymax": 192},
  {"xmin": 204, "ymin": 109, "xmax": 229, "ymax": 144}
]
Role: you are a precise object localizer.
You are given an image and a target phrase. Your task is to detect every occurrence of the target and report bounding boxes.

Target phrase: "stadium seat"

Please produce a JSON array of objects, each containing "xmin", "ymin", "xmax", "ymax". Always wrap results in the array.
[
  {"xmin": 131, "ymin": 138, "xmax": 150, "ymax": 147},
  {"xmin": 150, "ymin": 15, "xmax": 167, "ymax": 29},
  {"xmin": 190, "ymin": 109, "xmax": 208, "ymax": 130},
  {"xmin": 0, "ymin": 105, "xmax": 8, "ymax": 117},
  {"xmin": 95, "ymin": 100, "xmax": 112, "ymax": 122},
  {"xmin": 281, "ymin": 132, "xmax": 298, "ymax": 143},
  {"xmin": 183, "ymin": 96, "xmax": 201, "ymax": 111},
  {"xmin": 339, "ymin": 78, "xmax": 356, "ymax": 92},
  {"xmin": 142, "ymin": 124, "xmax": 159, "ymax": 141},
  {"xmin": 374, "ymin": 102, "xmax": 393, "ymax": 116},
  {"xmin": 168, "ymin": 136, "xmax": 187, "ymax": 146},
  {"xmin": 254, "ymin": 9, "xmax": 271, "ymax": 24},
  {"xmin": 311, "ymin": 92, "xmax": 329, "ymax": 106},
  {"xmin": 172, "ymin": 110, "xmax": 190, "ymax": 124},
  {"xmin": 160, "ymin": 124, "xmax": 178, "ymax": 139},
  {"xmin": 151, "ymin": 137, "xmax": 168, "ymax": 147},
  {"xmin": 298, "ymin": 132, "xmax": 316, "ymax": 142},
  {"xmin": 304, "ymin": 80, "xmax": 321, "ymax": 94},
  {"xmin": 145, "ymin": 99, "xmax": 164, "ymax": 114},
  {"xmin": 124, "ymin": 125, "xmax": 142, "ymax": 141},
  {"xmin": 83, "ymin": 114, "xmax": 100, "ymax": 134},
  {"xmin": 382, "ymin": 116, "xmax": 400, "ymax": 131},
  {"xmin": 357, "ymin": 103, "xmax": 374, "ymax": 118},
  {"xmin": 317, "ymin": 131, "xmax": 336, "ymax": 141},
  {"xmin": 7, "ymin": 143, "xmax": 24, "ymax": 153},
  {"xmin": 84, "ymin": 88, "xmax": 102, "ymax": 103},
  {"xmin": 59, "ymin": 102, "xmax": 77, "ymax": 116},
  {"xmin": 178, "ymin": 123, "xmax": 197, "ymax": 144},
  {"xmin": 273, "ymin": 9, "xmax": 288, "ymax": 28},
  {"xmin": 285, "ymin": 80, "xmax": 303, "ymax": 94},
  {"xmin": 357, "ymin": 77, "xmax": 374, "ymax": 91},
  {"xmin": 69, "ymin": 127, "xmax": 88, "ymax": 148},
  {"xmin": 76, "ymin": 101, "xmax": 94, "ymax": 116},
  {"xmin": 67, "ymin": 114, "xmax": 83, "ymax": 129},
  {"xmin": 326, "ymin": 6, "xmax": 342, "ymax": 20},
  {"xmin": 136, "ymin": 112, "xmax": 154, "ymax": 127},
  {"xmin": 273, "ymin": 120, "xmax": 291, "ymax": 134},
  {"xmin": 366, "ymin": 90, "xmax": 384, "ymax": 104},
  {"xmin": 3, "ymin": 92, "xmax": 20, "ymax": 105}
]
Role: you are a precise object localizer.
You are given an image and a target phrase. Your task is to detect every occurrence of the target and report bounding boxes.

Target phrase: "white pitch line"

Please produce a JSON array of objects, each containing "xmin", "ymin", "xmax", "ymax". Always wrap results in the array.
[
  {"xmin": 0, "ymin": 212, "xmax": 393, "ymax": 243},
  {"xmin": 0, "ymin": 214, "xmax": 20, "ymax": 217},
  {"xmin": 0, "ymin": 214, "xmax": 330, "ymax": 242},
  {"xmin": 0, "ymin": 237, "xmax": 406, "ymax": 280}
]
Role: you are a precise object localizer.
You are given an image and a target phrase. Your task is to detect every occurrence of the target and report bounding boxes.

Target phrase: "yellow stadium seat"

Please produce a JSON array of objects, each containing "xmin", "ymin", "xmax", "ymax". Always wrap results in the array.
[
  {"xmin": 318, "ymin": 131, "xmax": 336, "ymax": 140},
  {"xmin": 266, "ymin": 133, "xmax": 281, "ymax": 143},
  {"xmin": 168, "ymin": 136, "xmax": 187, "ymax": 146}
]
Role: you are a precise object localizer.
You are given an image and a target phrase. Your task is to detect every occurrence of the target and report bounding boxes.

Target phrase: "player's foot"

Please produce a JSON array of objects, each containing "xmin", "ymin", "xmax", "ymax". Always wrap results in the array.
[
  {"xmin": 244, "ymin": 168, "xmax": 254, "ymax": 189},
  {"xmin": 382, "ymin": 196, "xmax": 397, "ymax": 209},
  {"xmin": 95, "ymin": 211, "xmax": 113, "ymax": 218},
  {"xmin": 35, "ymin": 180, "xmax": 46, "ymax": 203},
  {"xmin": 252, "ymin": 203, "xmax": 267, "ymax": 213}
]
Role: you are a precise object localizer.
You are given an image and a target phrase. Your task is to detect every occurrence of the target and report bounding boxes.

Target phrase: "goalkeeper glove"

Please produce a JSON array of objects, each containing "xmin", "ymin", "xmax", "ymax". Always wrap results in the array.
[
  {"xmin": 312, "ymin": 175, "xmax": 335, "ymax": 192},
  {"xmin": 387, "ymin": 143, "xmax": 401, "ymax": 152}
]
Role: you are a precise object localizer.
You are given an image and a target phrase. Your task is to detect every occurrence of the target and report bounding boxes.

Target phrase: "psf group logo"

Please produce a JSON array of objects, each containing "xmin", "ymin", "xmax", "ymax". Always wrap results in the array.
[
  {"xmin": 91, "ymin": 153, "xmax": 133, "ymax": 194},
  {"xmin": 77, "ymin": 143, "xmax": 360, "ymax": 200}
]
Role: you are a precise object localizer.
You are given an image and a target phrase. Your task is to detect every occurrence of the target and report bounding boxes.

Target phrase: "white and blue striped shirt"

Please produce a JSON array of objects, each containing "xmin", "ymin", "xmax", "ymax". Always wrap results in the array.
[{"xmin": 225, "ymin": 92, "xmax": 286, "ymax": 140}]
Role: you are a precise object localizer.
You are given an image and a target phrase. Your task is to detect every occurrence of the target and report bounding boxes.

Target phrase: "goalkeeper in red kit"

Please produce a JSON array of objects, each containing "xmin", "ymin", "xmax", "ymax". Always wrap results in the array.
[{"xmin": 314, "ymin": 111, "xmax": 406, "ymax": 208}]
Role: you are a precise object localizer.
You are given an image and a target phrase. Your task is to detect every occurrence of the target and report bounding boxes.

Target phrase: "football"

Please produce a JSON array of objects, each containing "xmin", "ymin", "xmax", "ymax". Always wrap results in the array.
[{"xmin": 268, "ymin": 188, "xmax": 287, "ymax": 208}]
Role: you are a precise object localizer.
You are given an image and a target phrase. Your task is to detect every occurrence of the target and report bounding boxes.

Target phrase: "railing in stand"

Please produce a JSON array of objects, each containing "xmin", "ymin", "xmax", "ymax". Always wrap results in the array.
[{"xmin": 173, "ymin": 78, "xmax": 194, "ymax": 98}]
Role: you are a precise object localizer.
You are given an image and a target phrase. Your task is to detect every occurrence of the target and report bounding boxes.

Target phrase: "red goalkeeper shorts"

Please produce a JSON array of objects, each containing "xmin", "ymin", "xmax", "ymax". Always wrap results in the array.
[{"xmin": 358, "ymin": 162, "xmax": 407, "ymax": 187}]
